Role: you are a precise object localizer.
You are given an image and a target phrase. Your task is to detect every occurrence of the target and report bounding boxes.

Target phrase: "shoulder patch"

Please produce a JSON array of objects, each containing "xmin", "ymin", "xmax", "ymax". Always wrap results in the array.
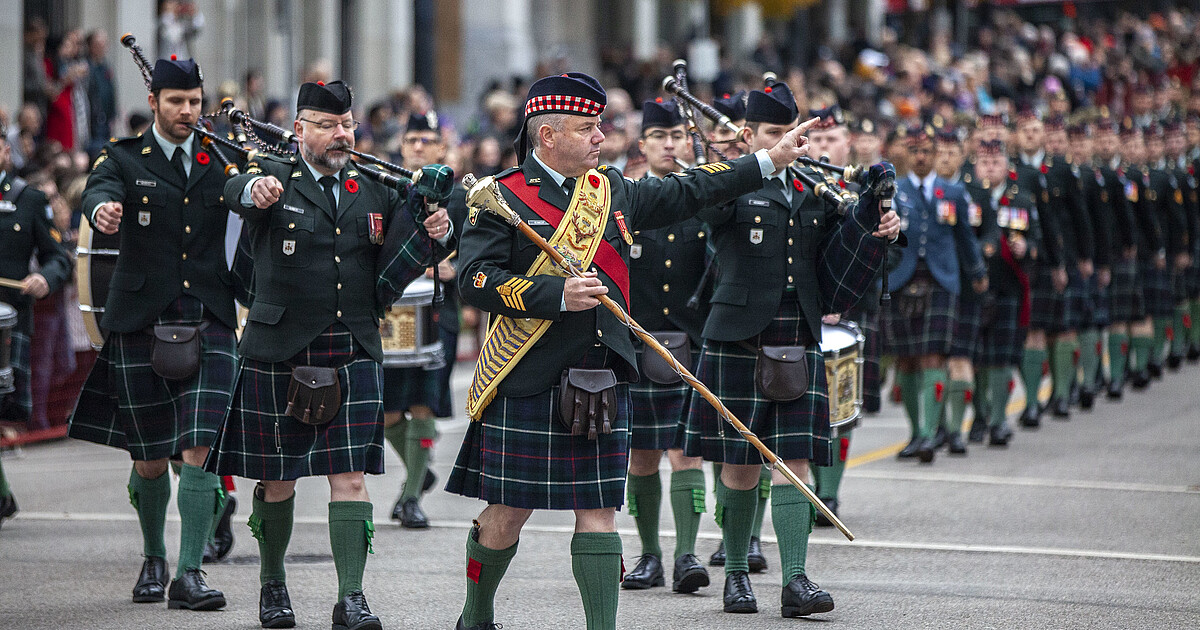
[
  {"xmin": 141, "ymin": 146, "xmax": 152, "ymax": 155},
  {"xmin": 91, "ymin": 154, "xmax": 108, "ymax": 171}
]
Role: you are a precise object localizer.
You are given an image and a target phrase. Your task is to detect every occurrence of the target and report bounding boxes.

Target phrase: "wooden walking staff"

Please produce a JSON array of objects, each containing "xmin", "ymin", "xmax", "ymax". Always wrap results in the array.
[{"xmin": 462, "ymin": 172, "xmax": 856, "ymax": 541}]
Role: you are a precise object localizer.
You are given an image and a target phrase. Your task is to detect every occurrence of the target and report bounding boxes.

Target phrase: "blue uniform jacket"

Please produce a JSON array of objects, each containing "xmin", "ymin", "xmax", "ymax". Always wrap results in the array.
[{"xmin": 887, "ymin": 174, "xmax": 985, "ymax": 294}]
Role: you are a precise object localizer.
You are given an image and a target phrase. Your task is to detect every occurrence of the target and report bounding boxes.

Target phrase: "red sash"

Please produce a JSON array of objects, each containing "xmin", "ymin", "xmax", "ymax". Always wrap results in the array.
[
  {"xmin": 1000, "ymin": 234, "xmax": 1031, "ymax": 327},
  {"xmin": 499, "ymin": 172, "xmax": 631, "ymax": 305}
]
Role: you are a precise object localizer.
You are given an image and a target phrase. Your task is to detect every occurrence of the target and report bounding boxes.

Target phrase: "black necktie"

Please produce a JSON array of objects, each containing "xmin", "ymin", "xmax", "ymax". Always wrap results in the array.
[
  {"xmin": 319, "ymin": 176, "xmax": 338, "ymax": 212},
  {"xmin": 563, "ymin": 177, "xmax": 576, "ymax": 197},
  {"xmin": 171, "ymin": 147, "xmax": 187, "ymax": 183},
  {"xmin": 918, "ymin": 181, "xmax": 926, "ymax": 203}
]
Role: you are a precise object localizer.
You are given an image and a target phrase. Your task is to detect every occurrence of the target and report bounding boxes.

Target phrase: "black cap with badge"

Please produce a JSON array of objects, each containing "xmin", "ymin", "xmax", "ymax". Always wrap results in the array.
[
  {"xmin": 641, "ymin": 98, "xmax": 684, "ymax": 132},
  {"xmin": 150, "ymin": 55, "xmax": 203, "ymax": 91},
  {"xmin": 297, "ymin": 80, "xmax": 353, "ymax": 115},
  {"xmin": 712, "ymin": 91, "xmax": 747, "ymax": 123},
  {"xmin": 406, "ymin": 111, "xmax": 441, "ymax": 133},
  {"xmin": 745, "ymin": 81, "xmax": 798, "ymax": 126}
]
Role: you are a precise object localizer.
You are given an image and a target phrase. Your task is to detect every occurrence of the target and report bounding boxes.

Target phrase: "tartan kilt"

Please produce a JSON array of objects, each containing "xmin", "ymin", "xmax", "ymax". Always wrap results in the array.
[
  {"xmin": 950, "ymin": 294, "xmax": 982, "ymax": 357},
  {"xmin": 1188, "ymin": 256, "xmax": 1200, "ymax": 299},
  {"xmin": 975, "ymin": 295, "xmax": 1026, "ymax": 368},
  {"xmin": 446, "ymin": 345, "xmax": 630, "ymax": 510},
  {"xmin": 882, "ymin": 285, "xmax": 957, "ymax": 357},
  {"xmin": 1172, "ymin": 270, "xmax": 1189, "ymax": 307},
  {"xmin": 68, "ymin": 297, "xmax": 237, "ymax": 461},
  {"xmin": 1084, "ymin": 274, "xmax": 1110, "ymax": 328},
  {"xmin": 681, "ymin": 299, "xmax": 833, "ymax": 467},
  {"xmin": 627, "ymin": 344, "xmax": 694, "ymax": 451},
  {"xmin": 0, "ymin": 330, "xmax": 31, "ymax": 421},
  {"xmin": 1108, "ymin": 260, "xmax": 1144, "ymax": 323},
  {"xmin": 1140, "ymin": 263, "xmax": 1176, "ymax": 318},
  {"xmin": 205, "ymin": 325, "xmax": 386, "ymax": 480},
  {"xmin": 1029, "ymin": 266, "xmax": 1087, "ymax": 332},
  {"xmin": 381, "ymin": 326, "xmax": 457, "ymax": 418}
]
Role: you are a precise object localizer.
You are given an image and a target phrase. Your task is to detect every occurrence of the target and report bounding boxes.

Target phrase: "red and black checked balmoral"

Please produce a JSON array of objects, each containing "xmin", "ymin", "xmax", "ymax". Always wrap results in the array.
[{"xmin": 524, "ymin": 94, "xmax": 604, "ymax": 117}]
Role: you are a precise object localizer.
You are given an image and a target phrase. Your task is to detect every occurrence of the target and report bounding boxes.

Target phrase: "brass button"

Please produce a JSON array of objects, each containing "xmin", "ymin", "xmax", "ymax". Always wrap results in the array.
[
  {"xmin": 288, "ymin": 222, "xmax": 296, "ymax": 229},
  {"xmin": 597, "ymin": 329, "xmax": 603, "ymax": 337},
  {"xmin": 219, "ymin": 195, "xmax": 224, "ymax": 203},
  {"xmin": 662, "ymin": 284, "xmax": 670, "ymax": 292},
  {"xmin": 788, "ymin": 219, "xmax": 794, "ymax": 226},
  {"xmin": 813, "ymin": 218, "xmax": 818, "ymax": 225},
  {"xmin": 183, "ymin": 280, "xmax": 190, "ymax": 288},
  {"xmin": 698, "ymin": 231, "xmax": 705, "ymax": 238},
  {"xmin": 664, "ymin": 259, "xmax": 671, "ymax": 268},
  {"xmin": 336, "ymin": 228, "xmax": 342, "ymax": 235},
  {"xmin": 788, "ymin": 275, "xmax": 794, "ymax": 283},
  {"xmin": 142, "ymin": 196, "xmax": 149, "ymax": 204},
  {"xmin": 667, "ymin": 233, "xmax": 675, "ymax": 242},
  {"xmin": 12, "ymin": 224, "xmax": 19, "ymax": 232},
  {"xmin": 335, "ymin": 256, "xmax": 341, "ymax": 263},
  {"xmin": 754, "ymin": 215, "xmax": 762, "ymax": 224},
  {"xmin": 181, "ymin": 253, "xmax": 187, "ymax": 260},
  {"xmin": 171, "ymin": 334, "xmax": 178, "ymax": 340},
  {"xmin": 662, "ymin": 307, "xmax": 670, "ymax": 315},
  {"xmin": 185, "ymin": 225, "xmax": 191, "ymax": 233},
  {"xmin": 787, "ymin": 257, "xmax": 793, "ymax": 264},
  {"xmin": 337, "ymin": 310, "xmax": 342, "ymax": 318},
  {"xmin": 788, "ymin": 238, "xmax": 794, "ymax": 246},
  {"xmin": 337, "ymin": 283, "xmax": 342, "ymax": 290},
  {"xmin": 183, "ymin": 197, "xmax": 189, "ymax": 205}
]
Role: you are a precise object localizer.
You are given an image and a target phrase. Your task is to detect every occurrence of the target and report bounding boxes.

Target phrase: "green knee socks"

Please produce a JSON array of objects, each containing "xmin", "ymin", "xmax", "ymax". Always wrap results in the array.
[
  {"xmin": 128, "ymin": 467, "xmax": 170, "ymax": 559},
  {"xmin": 945, "ymin": 380, "xmax": 970, "ymax": 434},
  {"xmin": 571, "ymin": 532, "xmax": 622, "ymax": 630},
  {"xmin": 750, "ymin": 467, "xmax": 770, "ymax": 539},
  {"xmin": 1152, "ymin": 318, "xmax": 1169, "ymax": 362},
  {"xmin": 987, "ymin": 368, "xmax": 1012, "ymax": 428},
  {"xmin": 461, "ymin": 527, "xmax": 518, "ymax": 628},
  {"xmin": 1190, "ymin": 300, "xmax": 1200, "ymax": 346},
  {"xmin": 1078, "ymin": 330, "xmax": 1101, "ymax": 387},
  {"xmin": 1108, "ymin": 332, "xmax": 1129, "ymax": 383},
  {"xmin": 812, "ymin": 432, "xmax": 850, "ymax": 501},
  {"xmin": 716, "ymin": 479, "xmax": 757, "ymax": 573},
  {"xmin": 669, "ymin": 469, "xmax": 705, "ymax": 559},
  {"xmin": 401, "ymin": 418, "xmax": 436, "ymax": 501},
  {"xmin": 1050, "ymin": 339, "xmax": 1077, "ymax": 401},
  {"xmin": 771, "ymin": 484, "xmax": 814, "ymax": 585},
  {"xmin": 919, "ymin": 368, "xmax": 949, "ymax": 439},
  {"xmin": 625, "ymin": 471, "xmax": 662, "ymax": 558},
  {"xmin": 1020, "ymin": 348, "xmax": 1047, "ymax": 408},
  {"xmin": 250, "ymin": 489, "xmax": 294, "ymax": 585},
  {"xmin": 1131, "ymin": 335, "xmax": 1153, "ymax": 372},
  {"xmin": 384, "ymin": 421, "xmax": 408, "ymax": 464},
  {"xmin": 1173, "ymin": 305, "xmax": 1189, "ymax": 355},
  {"xmin": 897, "ymin": 370, "xmax": 920, "ymax": 439},
  {"xmin": 329, "ymin": 501, "xmax": 374, "ymax": 599},
  {"xmin": 176, "ymin": 464, "xmax": 221, "ymax": 575},
  {"xmin": 0, "ymin": 455, "xmax": 10, "ymax": 498}
]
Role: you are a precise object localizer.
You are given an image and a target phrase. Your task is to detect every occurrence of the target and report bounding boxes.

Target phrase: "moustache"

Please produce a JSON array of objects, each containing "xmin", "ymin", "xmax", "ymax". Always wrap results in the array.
[{"xmin": 327, "ymin": 141, "xmax": 352, "ymax": 152}]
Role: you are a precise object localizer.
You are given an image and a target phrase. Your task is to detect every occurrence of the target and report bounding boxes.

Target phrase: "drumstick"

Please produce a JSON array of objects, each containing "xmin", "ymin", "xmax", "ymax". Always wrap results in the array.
[{"xmin": 0, "ymin": 277, "xmax": 26, "ymax": 290}]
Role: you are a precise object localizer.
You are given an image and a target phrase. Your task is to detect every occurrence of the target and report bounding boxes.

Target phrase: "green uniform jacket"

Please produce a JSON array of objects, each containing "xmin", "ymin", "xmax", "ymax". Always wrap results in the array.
[
  {"xmin": 697, "ymin": 165, "xmax": 888, "ymax": 343},
  {"xmin": 456, "ymin": 154, "xmax": 765, "ymax": 397},
  {"xmin": 81, "ymin": 133, "xmax": 238, "ymax": 331},
  {"xmin": 224, "ymin": 155, "xmax": 450, "ymax": 363},
  {"xmin": 0, "ymin": 173, "xmax": 73, "ymax": 331}
]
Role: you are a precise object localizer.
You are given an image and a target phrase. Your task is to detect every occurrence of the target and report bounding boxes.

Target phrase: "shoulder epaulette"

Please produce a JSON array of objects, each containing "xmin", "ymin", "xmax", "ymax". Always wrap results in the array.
[{"xmin": 494, "ymin": 165, "xmax": 521, "ymax": 180}]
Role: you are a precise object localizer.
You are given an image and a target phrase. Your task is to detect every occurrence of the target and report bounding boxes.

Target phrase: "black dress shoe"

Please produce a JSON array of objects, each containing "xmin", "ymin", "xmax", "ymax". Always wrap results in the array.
[
  {"xmin": 398, "ymin": 497, "xmax": 429, "ymax": 529},
  {"xmin": 1167, "ymin": 353, "xmax": 1183, "ymax": 370},
  {"xmin": 132, "ymin": 556, "xmax": 170, "ymax": 603},
  {"xmin": 1018, "ymin": 406, "xmax": 1040, "ymax": 428},
  {"xmin": 456, "ymin": 617, "xmax": 501, "ymax": 630},
  {"xmin": 672, "ymin": 553, "xmax": 710, "ymax": 593},
  {"xmin": 1130, "ymin": 370, "xmax": 1151, "ymax": 390},
  {"xmin": 621, "ymin": 554, "xmax": 664, "ymax": 589},
  {"xmin": 0, "ymin": 492, "xmax": 17, "ymax": 528},
  {"xmin": 988, "ymin": 423, "xmax": 1013, "ymax": 447},
  {"xmin": 1079, "ymin": 387, "xmax": 1096, "ymax": 410},
  {"xmin": 422, "ymin": 468, "xmax": 438, "ymax": 494},
  {"xmin": 967, "ymin": 419, "xmax": 987, "ymax": 443},
  {"xmin": 897, "ymin": 438, "xmax": 922, "ymax": 458},
  {"xmin": 915, "ymin": 437, "xmax": 936, "ymax": 463},
  {"xmin": 1050, "ymin": 397, "xmax": 1070, "ymax": 419},
  {"xmin": 931, "ymin": 425, "xmax": 948, "ymax": 450},
  {"xmin": 814, "ymin": 498, "xmax": 838, "ymax": 527},
  {"xmin": 1106, "ymin": 379, "xmax": 1124, "ymax": 400},
  {"xmin": 1148, "ymin": 361, "xmax": 1163, "ymax": 379},
  {"xmin": 259, "ymin": 579, "xmax": 296, "ymax": 628},
  {"xmin": 1187, "ymin": 344, "xmax": 1200, "ymax": 362},
  {"xmin": 168, "ymin": 568, "xmax": 226, "ymax": 610},
  {"xmin": 204, "ymin": 494, "xmax": 237, "ymax": 563},
  {"xmin": 709, "ymin": 541, "xmax": 726, "ymax": 566},
  {"xmin": 723, "ymin": 570, "xmax": 757, "ymax": 613},
  {"xmin": 781, "ymin": 573, "xmax": 835, "ymax": 617},
  {"xmin": 332, "ymin": 591, "xmax": 381, "ymax": 630},
  {"xmin": 946, "ymin": 433, "xmax": 967, "ymax": 455},
  {"xmin": 747, "ymin": 536, "xmax": 768, "ymax": 573},
  {"xmin": 1068, "ymin": 381, "xmax": 1080, "ymax": 406}
]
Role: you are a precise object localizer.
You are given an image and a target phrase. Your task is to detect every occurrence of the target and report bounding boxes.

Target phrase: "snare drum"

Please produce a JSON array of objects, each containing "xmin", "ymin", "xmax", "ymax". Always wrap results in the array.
[
  {"xmin": 379, "ymin": 277, "xmax": 444, "ymax": 369},
  {"xmin": 820, "ymin": 321, "xmax": 865, "ymax": 431},
  {"xmin": 0, "ymin": 301, "xmax": 16, "ymax": 395},
  {"xmin": 76, "ymin": 220, "xmax": 120, "ymax": 350}
]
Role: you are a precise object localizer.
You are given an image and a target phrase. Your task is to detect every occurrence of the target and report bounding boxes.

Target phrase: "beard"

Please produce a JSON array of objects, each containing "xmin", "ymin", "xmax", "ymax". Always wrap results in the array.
[{"xmin": 303, "ymin": 139, "xmax": 352, "ymax": 172}]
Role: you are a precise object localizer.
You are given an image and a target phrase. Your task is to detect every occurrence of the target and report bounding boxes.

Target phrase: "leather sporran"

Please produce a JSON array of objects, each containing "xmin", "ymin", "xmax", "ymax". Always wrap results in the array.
[
  {"xmin": 897, "ymin": 276, "xmax": 934, "ymax": 318},
  {"xmin": 285, "ymin": 366, "xmax": 342, "ymax": 426},
  {"xmin": 640, "ymin": 332, "xmax": 691, "ymax": 385},
  {"xmin": 755, "ymin": 345, "xmax": 809, "ymax": 402},
  {"xmin": 558, "ymin": 368, "xmax": 617, "ymax": 439},
  {"xmin": 149, "ymin": 323, "xmax": 209, "ymax": 380}
]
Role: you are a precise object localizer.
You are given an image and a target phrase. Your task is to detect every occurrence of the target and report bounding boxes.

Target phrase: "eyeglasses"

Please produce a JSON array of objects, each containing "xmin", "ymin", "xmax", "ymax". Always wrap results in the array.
[
  {"xmin": 644, "ymin": 130, "xmax": 687, "ymax": 142},
  {"xmin": 298, "ymin": 118, "xmax": 360, "ymax": 133},
  {"xmin": 403, "ymin": 136, "xmax": 441, "ymax": 146}
]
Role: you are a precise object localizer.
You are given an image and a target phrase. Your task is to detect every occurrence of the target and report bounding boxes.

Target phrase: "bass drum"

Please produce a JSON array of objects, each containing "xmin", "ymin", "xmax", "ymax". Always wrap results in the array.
[
  {"xmin": 379, "ymin": 277, "xmax": 444, "ymax": 369},
  {"xmin": 76, "ymin": 220, "xmax": 120, "ymax": 350},
  {"xmin": 820, "ymin": 320, "xmax": 865, "ymax": 432},
  {"xmin": 0, "ymin": 301, "xmax": 16, "ymax": 395}
]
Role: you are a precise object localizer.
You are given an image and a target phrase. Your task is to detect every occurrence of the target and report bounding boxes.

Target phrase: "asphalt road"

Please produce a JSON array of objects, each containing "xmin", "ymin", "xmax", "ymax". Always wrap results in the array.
[{"xmin": 2, "ymin": 363, "xmax": 1198, "ymax": 629}]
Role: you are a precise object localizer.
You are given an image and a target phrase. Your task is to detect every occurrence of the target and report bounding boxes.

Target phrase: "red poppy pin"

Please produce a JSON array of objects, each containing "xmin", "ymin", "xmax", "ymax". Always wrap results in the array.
[
  {"xmin": 934, "ymin": 188, "xmax": 944, "ymax": 199},
  {"xmin": 588, "ymin": 174, "xmax": 601, "ymax": 188},
  {"xmin": 195, "ymin": 152, "xmax": 210, "ymax": 165},
  {"xmin": 793, "ymin": 178, "xmax": 803, "ymax": 192},
  {"xmin": 1040, "ymin": 164, "xmax": 1048, "ymax": 175},
  {"xmin": 1000, "ymin": 196, "xmax": 1009, "ymax": 205},
  {"xmin": 344, "ymin": 179, "xmax": 359, "ymax": 193},
  {"xmin": 1009, "ymin": 170, "xmax": 1018, "ymax": 181}
]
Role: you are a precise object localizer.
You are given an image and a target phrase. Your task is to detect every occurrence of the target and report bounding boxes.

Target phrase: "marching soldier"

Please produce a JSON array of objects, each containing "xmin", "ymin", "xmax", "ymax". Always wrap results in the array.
[
  {"xmin": 1067, "ymin": 121, "xmax": 1110, "ymax": 408},
  {"xmin": 205, "ymin": 79, "xmax": 454, "ymax": 629},
  {"xmin": 962, "ymin": 139, "xmax": 1039, "ymax": 445},
  {"xmin": 1163, "ymin": 119, "xmax": 1197, "ymax": 368},
  {"xmin": 0, "ymin": 121, "xmax": 73, "ymax": 528},
  {"xmin": 885, "ymin": 125, "xmax": 985, "ymax": 463},
  {"xmin": 702, "ymin": 90, "xmax": 771, "ymax": 572},
  {"xmin": 1116, "ymin": 124, "xmax": 1161, "ymax": 390},
  {"xmin": 448, "ymin": 72, "xmax": 829, "ymax": 630},
  {"xmin": 1186, "ymin": 112, "xmax": 1200, "ymax": 361},
  {"xmin": 682, "ymin": 80, "xmax": 899, "ymax": 617},
  {"xmin": 1093, "ymin": 116, "xmax": 1141, "ymax": 399},
  {"xmin": 381, "ymin": 111, "xmax": 467, "ymax": 529},
  {"xmin": 621, "ymin": 99, "xmax": 711, "ymax": 595},
  {"xmin": 68, "ymin": 57, "xmax": 237, "ymax": 610},
  {"xmin": 1140, "ymin": 123, "xmax": 1190, "ymax": 380}
]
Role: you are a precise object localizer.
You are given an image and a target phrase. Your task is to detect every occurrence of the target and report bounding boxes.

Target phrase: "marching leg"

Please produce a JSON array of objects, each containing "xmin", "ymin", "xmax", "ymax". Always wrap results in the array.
[
  {"xmin": 622, "ymin": 467, "xmax": 664, "ymax": 589},
  {"xmin": 773, "ymin": 476, "xmax": 834, "ymax": 618},
  {"xmin": 252, "ymin": 484, "xmax": 296, "ymax": 628},
  {"xmin": 668, "ymin": 467, "xmax": 708, "ymax": 592},
  {"xmin": 571, "ymin": 528, "xmax": 623, "ymax": 630},
  {"xmin": 129, "ymin": 464, "xmax": 171, "ymax": 603},
  {"xmin": 747, "ymin": 467, "xmax": 771, "ymax": 572}
]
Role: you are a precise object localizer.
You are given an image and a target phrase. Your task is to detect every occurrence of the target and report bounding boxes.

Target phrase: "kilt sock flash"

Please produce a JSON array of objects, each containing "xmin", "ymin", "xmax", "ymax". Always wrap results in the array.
[{"xmin": 128, "ymin": 466, "xmax": 170, "ymax": 558}]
